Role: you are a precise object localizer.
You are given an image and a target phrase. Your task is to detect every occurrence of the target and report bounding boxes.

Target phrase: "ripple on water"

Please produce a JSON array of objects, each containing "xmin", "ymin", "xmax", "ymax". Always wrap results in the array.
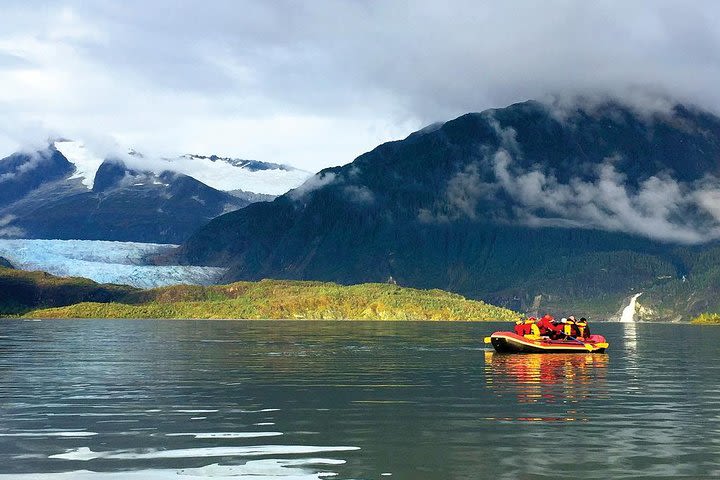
[
  {"xmin": 164, "ymin": 432, "xmax": 283, "ymax": 439},
  {"xmin": 0, "ymin": 458, "xmax": 347, "ymax": 479},
  {"xmin": 47, "ymin": 445, "xmax": 360, "ymax": 461}
]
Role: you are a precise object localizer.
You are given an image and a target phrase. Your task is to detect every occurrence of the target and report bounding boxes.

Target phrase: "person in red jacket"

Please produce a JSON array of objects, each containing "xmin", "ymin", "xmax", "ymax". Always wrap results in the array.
[
  {"xmin": 514, "ymin": 317, "xmax": 541, "ymax": 336},
  {"xmin": 537, "ymin": 314, "xmax": 562, "ymax": 339}
]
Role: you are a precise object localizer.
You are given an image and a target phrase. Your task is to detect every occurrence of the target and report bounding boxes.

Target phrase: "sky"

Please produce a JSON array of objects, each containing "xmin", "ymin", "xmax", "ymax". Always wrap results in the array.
[{"xmin": 1, "ymin": 1, "xmax": 720, "ymax": 172}]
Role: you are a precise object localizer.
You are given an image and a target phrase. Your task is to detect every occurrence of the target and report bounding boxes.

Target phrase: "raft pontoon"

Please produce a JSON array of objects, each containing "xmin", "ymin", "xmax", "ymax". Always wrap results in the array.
[{"xmin": 485, "ymin": 331, "xmax": 608, "ymax": 354}]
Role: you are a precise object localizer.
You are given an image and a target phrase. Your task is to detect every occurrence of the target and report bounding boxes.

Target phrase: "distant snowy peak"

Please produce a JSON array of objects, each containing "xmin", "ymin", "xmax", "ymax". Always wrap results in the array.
[
  {"xmin": 53, "ymin": 140, "xmax": 104, "ymax": 189},
  {"xmin": 173, "ymin": 153, "xmax": 312, "ymax": 196},
  {"xmin": 52, "ymin": 140, "xmax": 312, "ymax": 196},
  {"xmin": 182, "ymin": 154, "xmax": 293, "ymax": 172}
]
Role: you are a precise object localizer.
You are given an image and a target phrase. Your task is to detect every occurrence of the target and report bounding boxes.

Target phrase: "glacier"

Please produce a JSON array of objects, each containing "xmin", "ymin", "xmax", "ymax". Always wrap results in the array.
[
  {"xmin": 54, "ymin": 141, "xmax": 105, "ymax": 189},
  {"xmin": 0, "ymin": 239, "xmax": 226, "ymax": 288}
]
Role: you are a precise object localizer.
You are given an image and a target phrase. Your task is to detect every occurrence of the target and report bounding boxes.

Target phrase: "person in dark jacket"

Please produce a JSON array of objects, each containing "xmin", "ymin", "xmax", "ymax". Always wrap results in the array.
[{"xmin": 576, "ymin": 317, "xmax": 590, "ymax": 338}]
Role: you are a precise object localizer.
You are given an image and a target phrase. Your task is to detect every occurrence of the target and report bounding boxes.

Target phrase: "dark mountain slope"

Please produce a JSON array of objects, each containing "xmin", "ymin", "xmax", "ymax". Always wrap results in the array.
[
  {"xmin": 179, "ymin": 100, "xmax": 720, "ymax": 319},
  {"xmin": 0, "ymin": 153, "xmax": 252, "ymax": 243},
  {"xmin": 0, "ymin": 148, "xmax": 74, "ymax": 207}
]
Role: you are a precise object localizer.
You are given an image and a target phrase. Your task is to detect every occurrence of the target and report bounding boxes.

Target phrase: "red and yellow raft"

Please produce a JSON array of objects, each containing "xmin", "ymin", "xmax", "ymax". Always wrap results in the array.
[{"xmin": 484, "ymin": 332, "xmax": 609, "ymax": 354}]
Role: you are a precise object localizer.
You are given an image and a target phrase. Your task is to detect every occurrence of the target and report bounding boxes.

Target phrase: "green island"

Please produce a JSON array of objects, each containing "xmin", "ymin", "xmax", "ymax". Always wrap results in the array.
[
  {"xmin": 0, "ymin": 266, "xmax": 519, "ymax": 321},
  {"xmin": 691, "ymin": 313, "xmax": 720, "ymax": 325}
]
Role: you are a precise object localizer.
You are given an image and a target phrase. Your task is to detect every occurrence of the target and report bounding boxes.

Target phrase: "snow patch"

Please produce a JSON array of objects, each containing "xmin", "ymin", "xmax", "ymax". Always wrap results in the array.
[
  {"xmin": 170, "ymin": 154, "xmax": 312, "ymax": 195},
  {"xmin": 53, "ymin": 141, "xmax": 104, "ymax": 190}
]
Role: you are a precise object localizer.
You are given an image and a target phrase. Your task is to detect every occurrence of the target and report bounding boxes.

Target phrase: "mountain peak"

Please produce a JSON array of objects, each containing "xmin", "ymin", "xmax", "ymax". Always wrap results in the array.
[
  {"xmin": 181, "ymin": 153, "xmax": 296, "ymax": 172},
  {"xmin": 51, "ymin": 140, "xmax": 312, "ymax": 196}
]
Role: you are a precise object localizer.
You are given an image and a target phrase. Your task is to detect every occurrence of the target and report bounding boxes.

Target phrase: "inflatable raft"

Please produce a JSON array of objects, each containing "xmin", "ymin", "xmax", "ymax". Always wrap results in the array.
[{"xmin": 485, "ymin": 332, "xmax": 609, "ymax": 354}]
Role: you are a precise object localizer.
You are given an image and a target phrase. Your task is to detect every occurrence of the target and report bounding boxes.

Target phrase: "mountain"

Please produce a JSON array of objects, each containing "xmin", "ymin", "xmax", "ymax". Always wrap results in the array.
[
  {"xmin": 0, "ymin": 148, "xmax": 74, "ymax": 207},
  {"xmin": 0, "ymin": 146, "xmax": 252, "ymax": 243},
  {"xmin": 51, "ymin": 141, "xmax": 312, "ymax": 197},
  {"xmin": 178, "ymin": 99, "xmax": 720, "ymax": 321}
]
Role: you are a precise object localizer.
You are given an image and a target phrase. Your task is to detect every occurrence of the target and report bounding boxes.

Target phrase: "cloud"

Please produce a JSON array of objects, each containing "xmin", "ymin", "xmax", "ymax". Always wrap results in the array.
[
  {"xmin": 342, "ymin": 185, "xmax": 375, "ymax": 205},
  {"xmin": 286, "ymin": 169, "xmax": 375, "ymax": 205},
  {"xmin": 0, "ymin": 214, "xmax": 24, "ymax": 238},
  {"xmin": 421, "ymin": 114, "xmax": 720, "ymax": 244},
  {"xmin": 492, "ymin": 149, "xmax": 720, "ymax": 244},
  {"xmin": 419, "ymin": 164, "xmax": 497, "ymax": 223},
  {"xmin": 696, "ymin": 189, "xmax": 720, "ymax": 220},
  {"xmin": 1, "ymin": 2, "xmax": 720, "ymax": 171},
  {"xmin": 0, "ymin": 150, "xmax": 51, "ymax": 183},
  {"xmin": 288, "ymin": 171, "xmax": 338, "ymax": 200}
]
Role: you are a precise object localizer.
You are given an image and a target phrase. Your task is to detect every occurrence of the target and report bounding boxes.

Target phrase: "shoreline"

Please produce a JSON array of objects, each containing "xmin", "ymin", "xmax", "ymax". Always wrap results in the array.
[
  {"xmin": 7, "ymin": 316, "xmax": 509, "ymax": 322},
  {"xmin": 2, "ymin": 317, "xmax": 707, "ymax": 325}
]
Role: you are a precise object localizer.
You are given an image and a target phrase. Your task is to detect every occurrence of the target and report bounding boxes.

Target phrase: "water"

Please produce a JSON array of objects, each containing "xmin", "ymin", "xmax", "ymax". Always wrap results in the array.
[{"xmin": 1, "ymin": 320, "xmax": 719, "ymax": 479}]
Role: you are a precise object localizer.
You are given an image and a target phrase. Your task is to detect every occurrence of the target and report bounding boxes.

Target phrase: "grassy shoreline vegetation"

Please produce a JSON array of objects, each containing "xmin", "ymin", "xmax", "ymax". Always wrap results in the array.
[
  {"xmin": 0, "ymin": 266, "xmax": 136, "ymax": 316},
  {"xmin": 691, "ymin": 313, "xmax": 720, "ymax": 324},
  {"xmin": 1, "ymin": 267, "xmax": 519, "ymax": 321}
]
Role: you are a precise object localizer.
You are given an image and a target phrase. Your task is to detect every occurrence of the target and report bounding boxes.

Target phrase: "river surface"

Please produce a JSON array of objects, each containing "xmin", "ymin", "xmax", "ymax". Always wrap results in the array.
[{"xmin": 0, "ymin": 320, "xmax": 719, "ymax": 479}]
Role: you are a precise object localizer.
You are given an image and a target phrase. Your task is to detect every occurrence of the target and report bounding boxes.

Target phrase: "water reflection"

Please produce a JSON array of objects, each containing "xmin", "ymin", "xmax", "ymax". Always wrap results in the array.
[
  {"xmin": 623, "ymin": 320, "xmax": 638, "ymax": 352},
  {"xmin": 484, "ymin": 352, "xmax": 609, "ymax": 409}
]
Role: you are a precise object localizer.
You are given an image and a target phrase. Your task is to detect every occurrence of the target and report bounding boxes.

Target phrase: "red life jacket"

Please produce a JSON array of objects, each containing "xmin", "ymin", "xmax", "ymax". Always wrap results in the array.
[
  {"xmin": 537, "ymin": 317, "xmax": 559, "ymax": 335},
  {"xmin": 514, "ymin": 322, "xmax": 532, "ymax": 335}
]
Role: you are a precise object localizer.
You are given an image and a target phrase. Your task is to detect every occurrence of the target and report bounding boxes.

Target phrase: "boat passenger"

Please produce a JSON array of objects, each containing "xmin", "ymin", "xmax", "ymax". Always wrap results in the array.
[
  {"xmin": 561, "ymin": 316, "xmax": 581, "ymax": 338},
  {"xmin": 537, "ymin": 314, "xmax": 562, "ymax": 338},
  {"xmin": 576, "ymin": 317, "xmax": 590, "ymax": 338},
  {"xmin": 526, "ymin": 321, "xmax": 541, "ymax": 339},
  {"xmin": 514, "ymin": 317, "xmax": 537, "ymax": 336}
]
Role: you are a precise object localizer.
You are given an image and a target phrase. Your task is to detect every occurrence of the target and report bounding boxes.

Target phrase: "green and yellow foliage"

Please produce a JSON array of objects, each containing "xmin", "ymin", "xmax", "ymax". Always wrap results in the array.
[
  {"xmin": 0, "ymin": 266, "xmax": 135, "ymax": 315},
  {"xmin": 691, "ymin": 313, "xmax": 720, "ymax": 325},
  {"xmin": 24, "ymin": 279, "xmax": 520, "ymax": 321}
]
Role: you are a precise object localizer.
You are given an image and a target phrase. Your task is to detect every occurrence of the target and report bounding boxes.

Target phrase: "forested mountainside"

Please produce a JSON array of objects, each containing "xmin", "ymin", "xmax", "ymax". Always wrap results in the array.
[{"xmin": 179, "ymin": 100, "xmax": 720, "ymax": 320}]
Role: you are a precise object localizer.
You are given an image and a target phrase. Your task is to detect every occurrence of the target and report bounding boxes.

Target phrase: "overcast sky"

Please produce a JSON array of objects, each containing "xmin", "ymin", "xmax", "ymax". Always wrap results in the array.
[{"xmin": 1, "ymin": 1, "xmax": 719, "ymax": 172}]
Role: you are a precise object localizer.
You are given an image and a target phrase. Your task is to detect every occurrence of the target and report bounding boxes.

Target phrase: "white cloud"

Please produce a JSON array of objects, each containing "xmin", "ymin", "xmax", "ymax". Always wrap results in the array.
[
  {"xmin": 420, "ymin": 114, "xmax": 720, "ymax": 243},
  {"xmin": 491, "ymin": 150, "xmax": 720, "ymax": 244},
  {"xmin": 420, "ymin": 164, "xmax": 497, "ymax": 223},
  {"xmin": 342, "ymin": 185, "xmax": 375, "ymax": 205},
  {"xmin": 695, "ymin": 189, "xmax": 720, "ymax": 221},
  {"xmin": 288, "ymin": 172, "xmax": 338, "ymax": 200},
  {"xmin": 1, "ymin": 1, "xmax": 720, "ymax": 172},
  {"xmin": 0, "ymin": 215, "xmax": 24, "ymax": 238}
]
